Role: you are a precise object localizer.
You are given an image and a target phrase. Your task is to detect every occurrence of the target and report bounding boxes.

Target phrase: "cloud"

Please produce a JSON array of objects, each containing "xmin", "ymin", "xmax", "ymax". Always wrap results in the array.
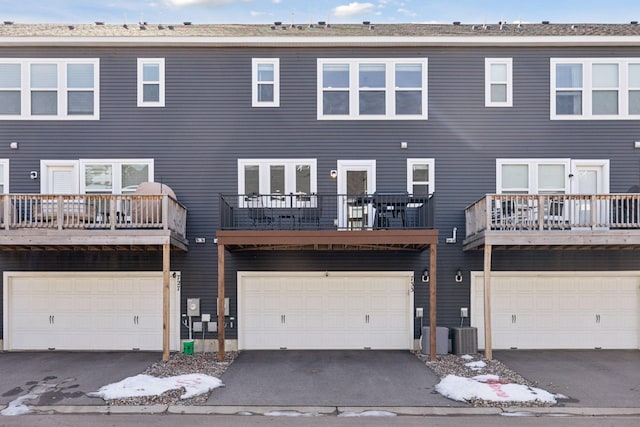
[
  {"xmin": 397, "ymin": 8, "xmax": 416, "ymax": 17},
  {"xmin": 272, "ymin": 0, "xmax": 282, "ymax": 3},
  {"xmin": 250, "ymin": 10, "xmax": 266, "ymax": 17},
  {"xmin": 164, "ymin": 0, "xmax": 250, "ymax": 7},
  {"xmin": 333, "ymin": 2, "xmax": 376, "ymax": 18}
]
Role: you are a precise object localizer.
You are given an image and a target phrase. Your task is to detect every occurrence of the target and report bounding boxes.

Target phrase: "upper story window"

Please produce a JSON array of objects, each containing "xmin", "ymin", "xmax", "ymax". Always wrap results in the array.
[
  {"xmin": 252, "ymin": 58, "xmax": 280, "ymax": 107},
  {"xmin": 551, "ymin": 58, "xmax": 640, "ymax": 120},
  {"xmin": 407, "ymin": 159, "xmax": 435, "ymax": 195},
  {"xmin": 0, "ymin": 160, "xmax": 9, "ymax": 194},
  {"xmin": 238, "ymin": 159, "xmax": 317, "ymax": 206},
  {"xmin": 0, "ymin": 58, "xmax": 99, "ymax": 120},
  {"xmin": 137, "ymin": 58, "xmax": 165, "ymax": 107},
  {"xmin": 485, "ymin": 58, "xmax": 512, "ymax": 107},
  {"xmin": 317, "ymin": 58, "xmax": 428, "ymax": 120}
]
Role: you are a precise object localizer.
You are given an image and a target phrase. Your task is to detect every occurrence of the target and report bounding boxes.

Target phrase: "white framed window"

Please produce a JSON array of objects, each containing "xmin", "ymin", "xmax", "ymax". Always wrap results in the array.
[
  {"xmin": 497, "ymin": 159, "xmax": 570, "ymax": 194},
  {"xmin": 40, "ymin": 159, "xmax": 153, "ymax": 195},
  {"xmin": 0, "ymin": 159, "xmax": 9, "ymax": 194},
  {"xmin": 137, "ymin": 58, "xmax": 165, "ymax": 107},
  {"xmin": 407, "ymin": 159, "xmax": 435, "ymax": 195},
  {"xmin": 252, "ymin": 58, "xmax": 279, "ymax": 107},
  {"xmin": 551, "ymin": 58, "xmax": 640, "ymax": 119},
  {"xmin": 238, "ymin": 159, "xmax": 317, "ymax": 205},
  {"xmin": 0, "ymin": 58, "xmax": 99, "ymax": 120},
  {"xmin": 317, "ymin": 58, "xmax": 428, "ymax": 120},
  {"xmin": 485, "ymin": 58, "xmax": 512, "ymax": 107},
  {"xmin": 80, "ymin": 159, "xmax": 154, "ymax": 194}
]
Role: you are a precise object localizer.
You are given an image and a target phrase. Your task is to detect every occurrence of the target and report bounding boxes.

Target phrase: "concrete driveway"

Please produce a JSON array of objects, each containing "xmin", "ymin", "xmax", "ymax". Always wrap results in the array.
[
  {"xmin": 0, "ymin": 352, "xmax": 160, "ymax": 406},
  {"xmin": 494, "ymin": 350, "xmax": 640, "ymax": 408},
  {"xmin": 206, "ymin": 350, "xmax": 464, "ymax": 407}
]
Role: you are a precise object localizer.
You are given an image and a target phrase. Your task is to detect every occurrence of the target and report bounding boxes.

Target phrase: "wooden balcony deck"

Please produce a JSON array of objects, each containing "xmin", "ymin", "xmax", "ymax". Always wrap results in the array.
[
  {"xmin": 464, "ymin": 194, "xmax": 640, "ymax": 251},
  {"xmin": 0, "ymin": 194, "xmax": 188, "ymax": 251}
]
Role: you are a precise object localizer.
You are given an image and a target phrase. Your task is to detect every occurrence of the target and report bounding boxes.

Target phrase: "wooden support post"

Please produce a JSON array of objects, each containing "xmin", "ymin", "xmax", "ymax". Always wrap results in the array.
[
  {"xmin": 429, "ymin": 243, "xmax": 437, "ymax": 361},
  {"xmin": 217, "ymin": 243, "xmax": 226, "ymax": 362},
  {"xmin": 162, "ymin": 243, "xmax": 170, "ymax": 361},
  {"xmin": 483, "ymin": 243, "xmax": 493, "ymax": 361}
]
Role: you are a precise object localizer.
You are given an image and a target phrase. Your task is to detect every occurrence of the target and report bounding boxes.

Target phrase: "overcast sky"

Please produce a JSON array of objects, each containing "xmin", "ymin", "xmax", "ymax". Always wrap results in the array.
[{"xmin": 2, "ymin": 0, "xmax": 640, "ymax": 25}]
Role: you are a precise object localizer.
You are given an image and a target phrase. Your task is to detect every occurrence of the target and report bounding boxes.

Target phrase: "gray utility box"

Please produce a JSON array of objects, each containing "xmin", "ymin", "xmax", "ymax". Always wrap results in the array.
[
  {"xmin": 421, "ymin": 326, "xmax": 449, "ymax": 355},
  {"xmin": 452, "ymin": 327, "xmax": 478, "ymax": 355}
]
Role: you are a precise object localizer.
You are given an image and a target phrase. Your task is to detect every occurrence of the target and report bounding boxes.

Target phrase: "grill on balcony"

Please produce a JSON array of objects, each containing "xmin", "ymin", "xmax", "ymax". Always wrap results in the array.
[{"xmin": 219, "ymin": 193, "xmax": 435, "ymax": 231}]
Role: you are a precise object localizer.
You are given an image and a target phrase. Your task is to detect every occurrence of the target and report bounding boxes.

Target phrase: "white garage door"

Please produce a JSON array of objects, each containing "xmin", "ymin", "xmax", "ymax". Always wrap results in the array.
[
  {"xmin": 471, "ymin": 272, "xmax": 639, "ymax": 349},
  {"xmin": 238, "ymin": 272, "xmax": 414, "ymax": 350},
  {"xmin": 3, "ymin": 272, "xmax": 181, "ymax": 351}
]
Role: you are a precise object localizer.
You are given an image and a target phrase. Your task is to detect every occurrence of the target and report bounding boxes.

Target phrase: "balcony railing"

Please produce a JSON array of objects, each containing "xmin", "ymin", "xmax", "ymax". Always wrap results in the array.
[
  {"xmin": 219, "ymin": 193, "xmax": 435, "ymax": 231},
  {"xmin": 466, "ymin": 193, "xmax": 640, "ymax": 238},
  {"xmin": 0, "ymin": 194, "xmax": 187, "ymax": 239}
]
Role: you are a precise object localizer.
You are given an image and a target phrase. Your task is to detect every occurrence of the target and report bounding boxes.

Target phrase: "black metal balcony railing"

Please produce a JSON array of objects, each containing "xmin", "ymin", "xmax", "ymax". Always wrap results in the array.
[{"xmin": 219, "ymin": 193, "xmax": 435, "ymax": 231}]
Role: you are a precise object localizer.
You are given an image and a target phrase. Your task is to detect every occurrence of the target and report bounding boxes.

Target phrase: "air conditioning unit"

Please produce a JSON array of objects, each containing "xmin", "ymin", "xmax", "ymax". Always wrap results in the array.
[
  {"xmin": 452, "ymin": 327, "xmax": 478, "ymax": 355},
  {"xmin": 421, "ymin": 326, "xmax": 449, "ymax": 355}
]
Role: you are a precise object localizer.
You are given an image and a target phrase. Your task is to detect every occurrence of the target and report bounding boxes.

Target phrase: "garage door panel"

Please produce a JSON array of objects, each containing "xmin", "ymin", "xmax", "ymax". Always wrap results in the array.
[
  {"xmin": 5, "ymin": 273, "xmax": 179, "ymax": 351},
  {"xmin": 239, "ymin": 273, "xmax": 412, "ymax": 350},
  {"xmin": 472, "ymin": 273, "xmax": 638, "ymax": 350}
]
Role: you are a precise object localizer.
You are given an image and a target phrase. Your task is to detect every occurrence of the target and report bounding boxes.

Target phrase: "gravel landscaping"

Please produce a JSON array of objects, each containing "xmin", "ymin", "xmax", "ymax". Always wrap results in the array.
[
  {"xmin": 416, "ymin": 352, "xmax": 557, "ymax": 408},
  {"xmin": 104, "ymin": 351, "xmax": 237, "ymax": 406}
]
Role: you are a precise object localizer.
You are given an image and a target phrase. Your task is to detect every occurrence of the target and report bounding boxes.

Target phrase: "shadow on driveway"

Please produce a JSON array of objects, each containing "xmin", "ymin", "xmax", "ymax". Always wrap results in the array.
[
  {"xmin": 494, "ymin": 350, "xmax": 640, "ymax": 408},
  {"xmin": 206, "ymin": 350, "xmax": 464, "ymax": 407},
  {"xmin": 0, "ymin": 352, "xmax": 160, "ymax": 406}
]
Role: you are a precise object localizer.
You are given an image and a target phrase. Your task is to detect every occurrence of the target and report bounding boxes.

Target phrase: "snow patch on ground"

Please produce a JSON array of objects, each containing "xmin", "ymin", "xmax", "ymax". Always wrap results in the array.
[
  {"xmin": 460, "ymin": 354, "xmax": 474, "ymax": 360},
  {"xmin": 1, "ymin": 395, "xmax": 33, "ymax": 416},
  {"xmin": 264, "ymin": 411, "xmax": 322, "ymax": 417},
  {"xmin": 88, "ymin": 374, "xmax": 223, "ymax": 400},
  {"xmin": 339, "ymin": 411, "xmax": 397, "ymax": 417},
  {"xmin": 464, "ymin": 361, "xmax": 487, "ymax": 371},
  {"xmin": 1, "ymin": 381, "xmax": 61, "ymax": 416},
  {"xmin": 436, "ymin": 374, "xmax": 557, "ymax": 404}
]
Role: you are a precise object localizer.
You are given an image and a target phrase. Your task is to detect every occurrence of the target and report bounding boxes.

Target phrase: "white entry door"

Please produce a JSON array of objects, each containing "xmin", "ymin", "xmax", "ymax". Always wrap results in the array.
[
  {"xmin": 238, "ymin": 271, "xmax": 414, "ymax": 350},
  {"xmin": 570, "ymin": 161, "xmax": 609, "ymax": 227},
  {"xmin": 41, "ymin": 161, "xmax": 79, "ymax": 194},
  {"xmin": 337, "ymin": 160, "xmax": 376, "ymax": 229},
  {"xmin": 4, "ymin": 272, "xmax": 181, "ymax": 351}
]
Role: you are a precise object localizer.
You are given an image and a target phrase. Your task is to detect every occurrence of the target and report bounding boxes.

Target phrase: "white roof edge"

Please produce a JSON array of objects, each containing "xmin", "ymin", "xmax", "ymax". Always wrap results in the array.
[{"xmin": 2, "ymin": 36, "xmax": 640, "ymax": 47}]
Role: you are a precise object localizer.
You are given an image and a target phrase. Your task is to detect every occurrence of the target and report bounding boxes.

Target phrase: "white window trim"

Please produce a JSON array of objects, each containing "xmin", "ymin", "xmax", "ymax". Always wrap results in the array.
[
  {"xmin": 497, "ymin": 158, "xmax": 571, "ymax": 194},
  {"xmin": 550, "ymin": 58, "xmax": 640, "ymax": 120},
  {"xmin": 237, "ymin": 159, "xmax": 317, "ymax": 196},
  {"xmin": 406, "ymin": 158, "xmax": 435, "ymax": 195},
  {"xmin": 251, "ymin": 58, "xmax": 280, "ymax": 107},
  {"xmin": 0, "ymin": 58, "xmax": 100, "ymax": 120},
  {"xmin": 317, "ymin": 58, "xmax": 428, "ymax": 120},
  {"xmin": 0, "ymin": 159, "xmax": 9, "ymax": 194},
  {"xmin": 137, "ymin": 58, "xmax": 165, "ymax": 107},
  {"xmin": 485, "ymin": 58, "xmax": 513, "ymax": 107},
  {"xmin": 79, "ymin": 159, "xmax": 154, "ymax": 194}
]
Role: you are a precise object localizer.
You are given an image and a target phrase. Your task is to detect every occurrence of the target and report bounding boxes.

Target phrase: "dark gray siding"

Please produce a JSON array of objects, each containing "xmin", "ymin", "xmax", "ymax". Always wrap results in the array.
[{"xmin": 1, "ymin": 45, "xmax": 640, "ymax": 341}]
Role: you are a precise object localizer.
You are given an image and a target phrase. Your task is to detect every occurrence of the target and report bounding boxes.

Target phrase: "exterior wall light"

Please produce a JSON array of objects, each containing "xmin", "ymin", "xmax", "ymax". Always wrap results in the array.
[
  {"xmin": 421, "ymin": 268, "xmax": 430, "ymax": 283},
  {"xmin": 10, "ymin": 142, "xmax": 18, "ymax": 150},
  {"xmin": 330, "ymin": 170, "xmax": 337, "ymax": 179},
  {"xmin": 455, "ymin": 269, "xmax": 463, "ymax": 283}
]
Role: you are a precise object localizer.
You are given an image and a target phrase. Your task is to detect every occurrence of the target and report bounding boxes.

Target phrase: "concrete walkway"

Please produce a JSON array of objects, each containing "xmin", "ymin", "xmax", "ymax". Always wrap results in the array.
[{"xmin": 206, "ymin": 350, "xmax": 463, "ymax": 407}]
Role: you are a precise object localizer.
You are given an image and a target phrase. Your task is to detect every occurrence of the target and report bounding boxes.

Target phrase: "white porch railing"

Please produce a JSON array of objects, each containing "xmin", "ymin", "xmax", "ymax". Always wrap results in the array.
[
  {"xmin": 465, "ymin": 194, "xmax": 640, "ymax": 238},
  {"xmin": 0, "ymin": 194, "xmax": 187, "ymax": 239}
]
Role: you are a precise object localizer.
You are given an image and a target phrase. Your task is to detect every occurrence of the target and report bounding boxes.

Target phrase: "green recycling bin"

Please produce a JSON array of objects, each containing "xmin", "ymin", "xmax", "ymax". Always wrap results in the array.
[{"xmin": 183, "ymin": 340, "xmax": 194, "ymax": 355}]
